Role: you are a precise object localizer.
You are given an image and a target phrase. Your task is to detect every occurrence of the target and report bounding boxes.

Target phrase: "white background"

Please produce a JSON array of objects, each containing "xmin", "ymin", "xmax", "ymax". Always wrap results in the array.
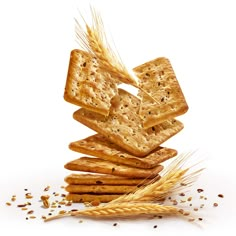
[{"xmin": 0, "ymin": 0, "xmax": 236, "ymax": 235}]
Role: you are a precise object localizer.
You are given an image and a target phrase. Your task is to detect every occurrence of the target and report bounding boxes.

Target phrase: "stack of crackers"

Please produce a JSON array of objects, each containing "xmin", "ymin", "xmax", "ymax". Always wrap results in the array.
[{"xmin": 63, "ymin": 49, "xmax": 188, "ymax": 203}]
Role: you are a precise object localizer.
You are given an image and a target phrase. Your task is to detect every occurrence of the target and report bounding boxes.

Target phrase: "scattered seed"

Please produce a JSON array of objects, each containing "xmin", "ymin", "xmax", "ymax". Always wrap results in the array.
[
  {"xmin": 179, "ymin": 193, "xmax": 185, "ymax": 196},
  {"xmin": 189, "ymin": 203, "xmax": 192, "ymax": 206},
  {"xmin": 153, "ymin": 225, "xmax": 158, "ymax": 228},
  {"xmin": 188, "ymin": 218, "xmax": 195, "ymax": 222},
  {"xmin": 198, "ymin": 218, "xmax": 203, "ymax": 221},
  {"xmin": 113, "ymin": 223, "xmax": 117, "ymax": 226},
  {"xmin": 44, "ymin": 186, "xmax": 50, "ymax": 191},
  {"xmin": 218, "ymin": 194, "xmax": 224, "ymax": 198},
  {"xmin": 197, "ymin": 189, "xmax": 204, "ymax": 193},
  {"xmin": 58, "ymin": 201, "xmax": 65, "ymax": 205},
  {"xmin": 48, "ymin": 213, "xmax": 52, "ymax": 216},
  {"xmin": 24, "ymin": 189, "xmax": 28, "ymax": 191},
  {"xmin": 200, "ymin": 195, "xmax": 204, "ymax": 199},
  {"xmin": 21, "ymin": 207, "xmax": 28, "ymax": 211},
  {"xmin": 25, "ymin": 193, "xmax": 33, "ymax": 199},
  {"xmin": 200, "ymin": 204, "xmax": 204, "ymax": 208},
  {"xmin": 41, "ymin": 216, "xmax": 47, "ymax": 220},
  {"xmin": 187, "ymin": 197, "xmax": 192, "ymax": 201},
  {"xmin": 184, "ymin": 212, "xmax": 190, "ymax": 216},
  {"xmin": 42, "ymin": 199, "xmax": 50, "ymax": 208},
  {"xmin": 27, "ymin": 210, "xmax": 34, "ymax": 215},
  {"xmin": 11, "ymin": 197, "xmax": 16, "ymax": 202},
  {"xmin": 6, "ymin": 202, "xmax": 11, "ymax": 206},
  {"xmin": 61, "ymin": 194, "xmax": 66, "ymax": 198},
  {"xmin": 17, "ymin": 204, "xmax": 27, "ymax": 208},
  {"xmin": 213, "ymin": 203, "xmax": 218, "ymax": 207},
  {"xmin": 204, "ymin": 197, "xmax": 207, "ymax": 200},
  {"xmin": 79, "ymin": 220, "xmax": 83, "ymax": 223},
  {"xmin": 41, "ymin": 195, "xmax": 50, "ymax": 201},
  {"xmin": 172, "ymin": 200, "xmax": 178, "ymax": 205},
  {"xmin": 26, "ymin": 217, "xmax": 28, "ymax": 220},
  {"xmin": 158, "ymin": 216, "xmax": 163, "ymax": 219},
  {"xmin": 29, "ymin": 216, "xmax": 36, "ymax": 219},
  {"xmin": 193, "ymin": 208, "xmax": 198, "ymax": 211},
  {"xmin": 70, "ymin": 209, "xmax": 78, "ymax": 212},
  {"xmin": 60, "ymin": 186, "xmax": 65, "ymax": 189}
]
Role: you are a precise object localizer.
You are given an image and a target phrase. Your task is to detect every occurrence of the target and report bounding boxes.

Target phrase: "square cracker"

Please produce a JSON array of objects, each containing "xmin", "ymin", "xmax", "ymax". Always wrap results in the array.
[
  {"xmin": 64, "ymin": 49, "xmax": 118, "ymax": 116},
  {"xmin": 65, "ymin": 184, "xmax": 145, "ymax": 194},
  {"xmin": 134, "ymin": 57, "xmax": 188, "ymax": 129},
  {"xmin": 66, "ymin": 193, "xmax": 121, "ymax": 203},
  {"xmin": 69, "ymin": 134, "xmax": 177, "ymax": 168},
  {"xmin": 73, "ymin": 89, "xmax": 184, "ymax": 156},
  {"xmin": 64, "ymin": 157, "xmax": 163, "ymax": 178},
  {"xmin": 64, "ymin": 173, "xmax": 159, "ymax": 185}
]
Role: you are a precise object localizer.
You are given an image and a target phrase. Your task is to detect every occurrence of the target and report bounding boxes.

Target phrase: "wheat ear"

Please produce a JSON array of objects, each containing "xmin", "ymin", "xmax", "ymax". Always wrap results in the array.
[
  {"xmin": 75, "ymin": 7, "xmax": 137, "ymax": 86},
  {"xmin": 110, "ymin": 153, "xmax": 203, "ymax": 204},
  {"xmin": 45, "ymin": 203, "xmax": 185, "ymax": 222},
  {"xmin": 75, "ymin": 8, "xmax": 159, "ymax": 103}
]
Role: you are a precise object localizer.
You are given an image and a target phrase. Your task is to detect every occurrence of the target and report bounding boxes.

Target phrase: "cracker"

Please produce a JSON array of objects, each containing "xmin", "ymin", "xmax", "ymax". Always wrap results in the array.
[
  {"xmin": 64, "ymin": 157, "xmax": 163, "ymax": 178},
  {"xmin": 69, "ymin": 134, "xmax": 177, "ymax": 168},
  {"xmin": 64, "ymin": 173, "xmax": 159, "ymax": 185},
  {"xmin": 73, "ymin": 89, "xmax": 184, "ymax": 156},
  {"xmin": 66, "ymin": 193, "xmax": 121, "ymax": 203},
  {"xmin": 134, "ymin": 57, "xmax": 188, "ymax": 129},
  {"xmin": 64, "ymin": 49, "xmax": 118, "ymax": 116},
  {"xmin": 65, "ymin": 184, "xmax": 143, "ymax": 194}
]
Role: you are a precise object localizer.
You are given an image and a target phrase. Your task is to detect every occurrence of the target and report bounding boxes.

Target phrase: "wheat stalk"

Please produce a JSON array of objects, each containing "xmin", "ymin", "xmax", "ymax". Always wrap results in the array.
[
  {"xmin": 45, "ymin": 202, "xmax": 185, "ymax": 222},
  {"xmin": 110, "ymin": 152, "xmax": 203, "ymax": 204},
  {"xmin": 75, "ymin": 7, "xmax": 137, "ymax": 86},
  {"xmin": 75, "ymin": 7, "xmax": 159, "ymax": 103}
]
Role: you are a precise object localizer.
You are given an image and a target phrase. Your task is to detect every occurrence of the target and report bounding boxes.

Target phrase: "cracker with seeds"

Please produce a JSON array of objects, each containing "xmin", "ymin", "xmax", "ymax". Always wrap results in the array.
[
  {"xmin": 73, "ymin": 89, "xmax": 184, "ymax": 156},
  {"xmin": 64, "ymin": 49, "xmax": 118, "ymax": 116},
  {"xmin": 134, "ymin": 57, "xmax": 188, "ymax": 129},
  {"xmin": 65, "ymin": 173, "xmax": 159, "ymax": 185},
  {"xmin": 66, "ymin": 193, "xmax": 121, "ymax": 203},
  {"xmin": 65, "ymin": 184, "xmax": 144, "ymax": 194},
  {"xmin": 69, "ymin": 134, "xmax": 177, "ymax": 168},
  {"xmin": 64, "ymin": 157, "xmax": 163, "ymax": 178}
]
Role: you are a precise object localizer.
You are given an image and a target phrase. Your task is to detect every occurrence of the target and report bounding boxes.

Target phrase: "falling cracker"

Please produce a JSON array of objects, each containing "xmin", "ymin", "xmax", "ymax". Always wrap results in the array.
[
  {"xmin": 64, "ymin": 49, "xmax": 118, "ymax": 116},
  {"xmin": 73, "ymin": 89, "xmax": 184, "ymax": 157},
  {"xmin": 134, "ymin": 57, "xmax": 188, "ymax": 129}
]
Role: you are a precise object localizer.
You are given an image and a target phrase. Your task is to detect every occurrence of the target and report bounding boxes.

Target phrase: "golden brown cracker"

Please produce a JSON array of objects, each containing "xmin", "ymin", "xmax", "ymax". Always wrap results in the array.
[
  {"xmin": 65, "ymin": 184, "xmax": 142, "ymax": 194},
  {"xmin": 66, "ymin": 193, "xmax": 121, "ymax": 203},
  {"xmin": 64, "ymin": 173, "xmax": 159, "ymax": 185},
  {"xmin": 64, "ymin": 49, "xmax": 118, "ymax": 116},
  {"xmin": 73, "ymin": 89, "xmax": 184, "ymax": 156},
  {"xmin": 64, "ymin": 157, "xmax": 163, "ymax": 178},
  {"xmin": 69, "ymin": 134, "xmax": 177, "ymax": 168},
  {"xmin": 134, "ymin": 57, "xmax": 188, "ymax": 128}
]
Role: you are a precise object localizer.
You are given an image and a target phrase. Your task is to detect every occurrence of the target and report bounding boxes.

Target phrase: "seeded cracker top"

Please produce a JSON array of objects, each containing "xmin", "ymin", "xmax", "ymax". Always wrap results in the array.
[{"xmin": 73, "ymin": 89, "xmax": 184, "ymax": 156}]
